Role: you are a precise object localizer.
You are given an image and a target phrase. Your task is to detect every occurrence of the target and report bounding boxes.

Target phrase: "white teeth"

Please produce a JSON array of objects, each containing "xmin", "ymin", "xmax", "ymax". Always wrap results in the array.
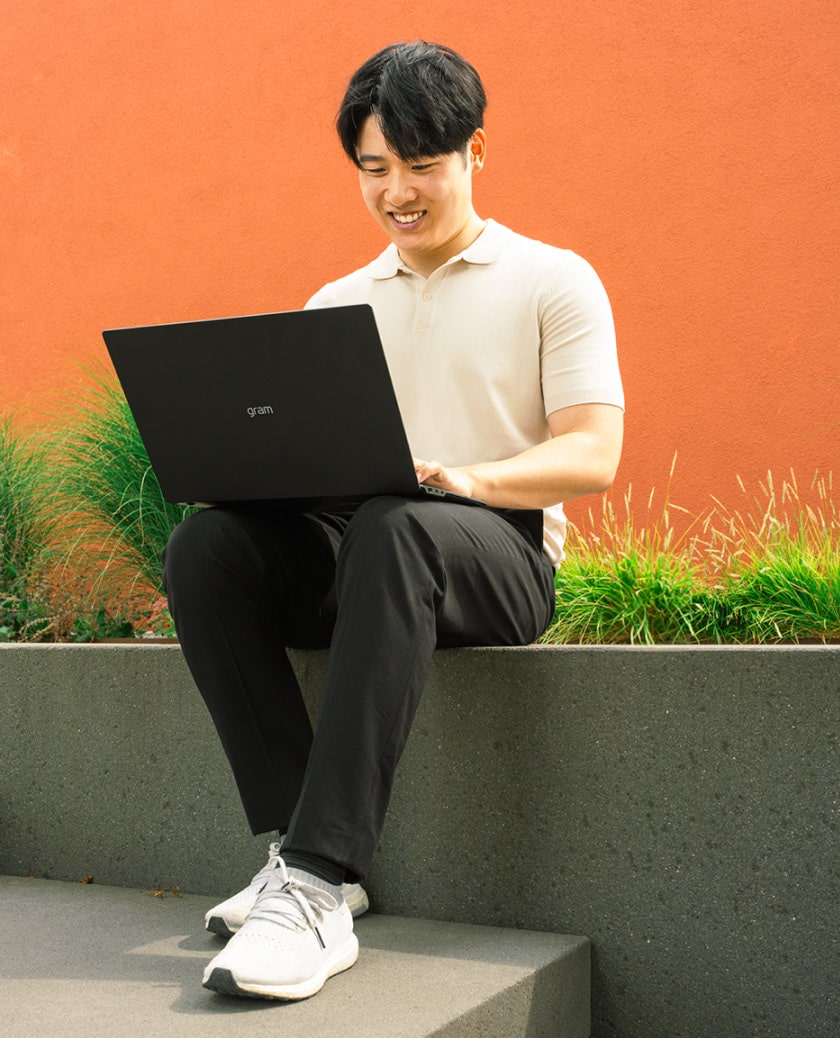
[{"xmin": 393, "ymin": 211, "xmax": 424, "ymax": 224}]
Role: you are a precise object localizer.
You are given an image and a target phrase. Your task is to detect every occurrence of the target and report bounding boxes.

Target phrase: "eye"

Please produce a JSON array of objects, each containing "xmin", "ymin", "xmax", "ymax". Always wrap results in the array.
[
  {"xmin": 411, "ymin": 162, "xmax": 437, "ymax": 173},
  {"xmin": 361, "ymin": 166, "xmax": 387, "ymax": 177}
]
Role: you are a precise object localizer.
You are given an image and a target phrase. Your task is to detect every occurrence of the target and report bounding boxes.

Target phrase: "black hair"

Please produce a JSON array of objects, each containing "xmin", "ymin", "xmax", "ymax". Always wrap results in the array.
[{"xmin": 337, "ymin": 41, "xmax": 487, "ymax": 166}]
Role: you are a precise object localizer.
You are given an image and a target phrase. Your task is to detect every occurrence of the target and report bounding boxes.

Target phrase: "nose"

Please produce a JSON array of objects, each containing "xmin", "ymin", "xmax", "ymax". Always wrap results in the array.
[{"xmin": 384, "ymin": 169, "xmax": 418, "ymax": 207}]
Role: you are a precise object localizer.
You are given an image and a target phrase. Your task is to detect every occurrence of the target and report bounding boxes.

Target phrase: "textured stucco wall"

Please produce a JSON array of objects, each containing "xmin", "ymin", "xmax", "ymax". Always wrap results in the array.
[{"xmin": 2, "ymin": 2, "xmax": 839, "ymax": 522}]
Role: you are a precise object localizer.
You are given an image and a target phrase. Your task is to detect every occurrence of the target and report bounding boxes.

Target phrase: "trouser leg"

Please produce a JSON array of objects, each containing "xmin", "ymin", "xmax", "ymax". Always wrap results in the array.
[
  {"xmin": 161, "ymin": 506, "xmax": 339, "ymax": 834},
  {"xmin": 282, "ymin": 495, "xmax": 556, "ymax": 881}
]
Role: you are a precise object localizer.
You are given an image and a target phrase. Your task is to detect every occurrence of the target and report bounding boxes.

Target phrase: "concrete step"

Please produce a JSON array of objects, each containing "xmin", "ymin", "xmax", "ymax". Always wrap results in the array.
[{"xmin": 0, "ymin": 876, "xmax": 590, "ymax": 1037}]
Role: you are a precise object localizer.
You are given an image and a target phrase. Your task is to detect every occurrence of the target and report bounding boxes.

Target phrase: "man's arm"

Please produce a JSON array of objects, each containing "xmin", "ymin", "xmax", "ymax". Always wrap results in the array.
[{"xmin": 413, "ymin": 401, "xmax": 624, "ymax": 510}]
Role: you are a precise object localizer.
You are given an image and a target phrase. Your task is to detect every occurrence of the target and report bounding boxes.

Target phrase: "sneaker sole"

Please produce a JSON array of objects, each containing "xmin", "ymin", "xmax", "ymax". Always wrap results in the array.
[
  {"xmin": 205, "ymin": 915, "xmax": 236, "ymax": 938},
  {"xmin": 344, "ymin": 885, "xmax": 370, "ymax": 919},
  {"xmin": 202, "ymin": 934, "xmax": 359, "ymax": 1001}
]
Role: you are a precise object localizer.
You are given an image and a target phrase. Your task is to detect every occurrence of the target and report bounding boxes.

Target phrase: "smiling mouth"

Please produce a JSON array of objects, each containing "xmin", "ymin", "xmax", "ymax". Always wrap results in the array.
[{"xmin": 390, "ymin": 210, "xmax": 427, "ymax": 227}]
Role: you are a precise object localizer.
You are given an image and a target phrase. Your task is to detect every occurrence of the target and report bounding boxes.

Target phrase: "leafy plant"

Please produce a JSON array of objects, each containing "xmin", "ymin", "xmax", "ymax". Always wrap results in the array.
[
  {"xmin": 52, "ymin": 368, "xmax": 196, "ymax": 602},
  {"xmin": 0, "ymin": 420, "xmax": 56, "ymax": 640},
  {"xmin": 705, "ymin": 471, "xmax": 840, "ymax": 642},
  {"xmin": 543, "ymin": 466, "xmax": 715, "ymax": 644},
  {"xmin": 542, "ymin": 467, "xmax": 839, "ymax": 645},
  {"xmin": 3, "ymin": 389, "xmax": 837, "ymax": 646}
]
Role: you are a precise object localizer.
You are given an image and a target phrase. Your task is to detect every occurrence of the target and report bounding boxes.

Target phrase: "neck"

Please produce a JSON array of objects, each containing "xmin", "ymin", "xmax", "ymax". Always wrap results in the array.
[{"xmin": 399, "ymin": 214, "xmax": 486, "ymax": 278}]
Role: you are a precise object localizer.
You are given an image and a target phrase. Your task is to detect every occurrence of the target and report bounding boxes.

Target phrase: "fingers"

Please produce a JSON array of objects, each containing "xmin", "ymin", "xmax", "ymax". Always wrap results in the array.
[{"xmin": 414, "ymin": 458, "xmax": 442, "ymax": 482}]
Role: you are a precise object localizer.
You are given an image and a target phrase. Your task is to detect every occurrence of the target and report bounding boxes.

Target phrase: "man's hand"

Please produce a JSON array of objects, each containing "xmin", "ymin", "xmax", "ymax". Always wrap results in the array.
[{"xmin": 414, "ymin": 458, "xmax": 475, "ymax": 499}]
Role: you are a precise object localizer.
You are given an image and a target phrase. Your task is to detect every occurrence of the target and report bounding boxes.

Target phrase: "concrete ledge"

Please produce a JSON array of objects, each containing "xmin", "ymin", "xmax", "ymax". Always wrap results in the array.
[
  {"xmin": 1, "ymin": 643, "xmax": 839, "ymax": 1037},
  {"xmin": 0, "ymin": 875, "xmax": 590, "ymax": 1037}
]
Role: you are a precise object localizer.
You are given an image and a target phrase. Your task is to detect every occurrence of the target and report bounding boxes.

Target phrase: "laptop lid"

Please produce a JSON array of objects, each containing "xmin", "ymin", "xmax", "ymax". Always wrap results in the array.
[{"xmin": 102, "ymin": 304, "xmax": 423, "ymax": 507}]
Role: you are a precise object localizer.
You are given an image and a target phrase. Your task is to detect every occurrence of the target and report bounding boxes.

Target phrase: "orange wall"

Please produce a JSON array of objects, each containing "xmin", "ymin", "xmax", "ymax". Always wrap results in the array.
[{"xmin": 3, "ymin": 1, "xmax": 838, "ymax": 527}]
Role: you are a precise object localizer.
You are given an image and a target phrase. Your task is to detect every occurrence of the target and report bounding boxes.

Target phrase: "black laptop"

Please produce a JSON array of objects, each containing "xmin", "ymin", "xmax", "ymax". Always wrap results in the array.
[{"xmin": 103, "ymin": 304, "xmax": 482, "ymax": 511}]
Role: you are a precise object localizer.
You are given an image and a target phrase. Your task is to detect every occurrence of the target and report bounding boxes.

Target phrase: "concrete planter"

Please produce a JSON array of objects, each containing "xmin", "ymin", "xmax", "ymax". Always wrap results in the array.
[{"xmin": 1, "ymin": 642, "xmax": 837, "ymax": 1038}]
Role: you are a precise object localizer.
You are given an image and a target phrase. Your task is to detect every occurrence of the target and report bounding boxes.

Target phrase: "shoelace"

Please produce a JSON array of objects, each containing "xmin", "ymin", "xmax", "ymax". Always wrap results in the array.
[
  {"xmin": 249, "ymin": 841, "xmax": 283, "ymax": 891},
  {"xmin": 249, "ymin": 860, "xmax": 338, "ymax": 949}
]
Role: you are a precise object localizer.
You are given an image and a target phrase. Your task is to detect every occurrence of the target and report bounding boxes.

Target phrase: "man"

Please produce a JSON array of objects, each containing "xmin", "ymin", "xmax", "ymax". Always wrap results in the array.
[{"xmin": 162, "ymin": 40, "xmax": 623, "ymax": 1001}]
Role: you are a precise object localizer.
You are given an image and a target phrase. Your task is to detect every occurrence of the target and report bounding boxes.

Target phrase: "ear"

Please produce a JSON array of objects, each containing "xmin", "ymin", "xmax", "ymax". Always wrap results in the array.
[{"xmin": 469, "ymin": 129, "xmax": 487, "ymax": 174}]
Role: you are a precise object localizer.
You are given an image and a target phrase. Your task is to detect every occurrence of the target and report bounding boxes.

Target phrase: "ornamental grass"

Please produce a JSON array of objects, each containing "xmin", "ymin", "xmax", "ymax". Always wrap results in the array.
[
  {"xmin": 52, "ymin": 368, "xmax": 196, "ymax": 596},
  {"xmin": 543, "ymin": 465, "xmax": 839, "ymax": 645},
  {"xmin": 1, "ymin": 380, "xmax": 837, "ymax": 643},
  {"xmin": 0, "ymin": 419, "xmax": 57, "ymax": 639}
]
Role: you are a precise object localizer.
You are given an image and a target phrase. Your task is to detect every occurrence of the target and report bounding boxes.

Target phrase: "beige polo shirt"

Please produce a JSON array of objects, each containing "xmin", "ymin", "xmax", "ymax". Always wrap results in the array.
[{"xmin": 306, "ymin": 219, "xmax": 623, "ymax": 564}]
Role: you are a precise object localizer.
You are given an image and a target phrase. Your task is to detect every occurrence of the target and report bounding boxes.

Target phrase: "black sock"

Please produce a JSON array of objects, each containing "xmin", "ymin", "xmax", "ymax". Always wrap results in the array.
[{"xmin": 281, "ymin": 849, "xmax": 345, "ymax": 886}]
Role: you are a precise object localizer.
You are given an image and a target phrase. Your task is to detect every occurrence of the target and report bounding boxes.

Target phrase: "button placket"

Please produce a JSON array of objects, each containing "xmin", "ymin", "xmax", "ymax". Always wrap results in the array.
[{"xmin": 414, "ymin": 272, "xmax": 445, "ymax": 330}]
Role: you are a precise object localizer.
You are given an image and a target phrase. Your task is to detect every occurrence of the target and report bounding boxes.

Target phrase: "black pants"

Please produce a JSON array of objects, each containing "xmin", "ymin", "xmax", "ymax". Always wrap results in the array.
[{"xmin": 162, "ymin": 495, "xmax": 556, "ymax": 881}]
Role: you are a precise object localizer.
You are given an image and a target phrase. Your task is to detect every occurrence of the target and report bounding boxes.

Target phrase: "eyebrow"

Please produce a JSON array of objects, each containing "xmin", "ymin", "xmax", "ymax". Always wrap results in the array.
[{"xmin": 357, "ymin": 154, "xmax": 437, "ymax": 165}]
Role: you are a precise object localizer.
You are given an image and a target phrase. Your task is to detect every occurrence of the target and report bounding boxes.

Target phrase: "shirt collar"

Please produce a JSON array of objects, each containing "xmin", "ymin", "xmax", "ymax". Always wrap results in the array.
[{"xmin": 367, "ymin": 219, "xmax": 504, "ymax": 281}]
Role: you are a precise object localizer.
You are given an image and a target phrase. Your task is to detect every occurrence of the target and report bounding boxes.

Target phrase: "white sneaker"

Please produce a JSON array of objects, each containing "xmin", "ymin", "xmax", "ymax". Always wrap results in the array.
[
  {"xmin": 204, "ymin": 842, "xmax": 369, "ymax": 937},
  {"xmin": 202, "ymin": 858, "xmax": 359, "ymax": 1000}
]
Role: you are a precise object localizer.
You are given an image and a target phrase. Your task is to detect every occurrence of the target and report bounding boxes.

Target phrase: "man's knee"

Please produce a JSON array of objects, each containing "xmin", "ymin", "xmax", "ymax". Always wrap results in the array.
[
  {"xmin": 343, "ymin": 496, "xmax": 436, "ymax": 549},
  {"xmin": 162, "ymin": 508, "xmax": 257, "ymax": 590},
  {"xmin": 336, "ymin": 497, "xmax": 445, "ymax": 588}
]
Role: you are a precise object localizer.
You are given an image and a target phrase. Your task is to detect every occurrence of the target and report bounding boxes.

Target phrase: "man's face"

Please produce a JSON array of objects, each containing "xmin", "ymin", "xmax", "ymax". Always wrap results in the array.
[{"xmin": 356, "ymin": 116, "xmax": 486, "ymax": 277}]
